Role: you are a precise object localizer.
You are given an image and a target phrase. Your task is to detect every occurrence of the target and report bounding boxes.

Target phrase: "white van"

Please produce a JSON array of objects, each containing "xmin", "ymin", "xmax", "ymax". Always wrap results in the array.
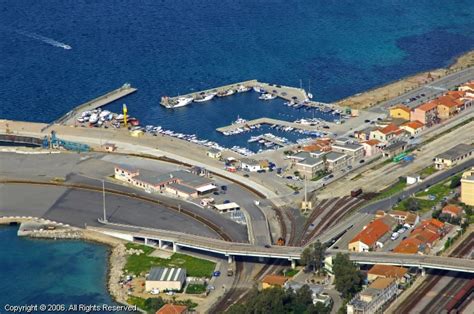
[{"xmin": 391, "ymin": 232, "xmax": 399, "ymax": 241}]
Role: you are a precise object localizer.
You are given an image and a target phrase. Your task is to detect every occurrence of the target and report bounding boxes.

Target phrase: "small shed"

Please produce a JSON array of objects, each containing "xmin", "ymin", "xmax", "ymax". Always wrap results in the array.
[{"xmin": 207, "ymin": 148, "xmax": 222, "ymax": 159}]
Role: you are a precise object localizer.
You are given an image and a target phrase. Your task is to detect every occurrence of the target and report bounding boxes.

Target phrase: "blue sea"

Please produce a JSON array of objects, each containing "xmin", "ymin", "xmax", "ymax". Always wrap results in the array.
[
  {"xmin": 0, "ymin": 0, "xmax": 473, "ymax": 150},
  {"xmin": 0, "ymin": 226, "xmax": 126, "ymax": 313}
]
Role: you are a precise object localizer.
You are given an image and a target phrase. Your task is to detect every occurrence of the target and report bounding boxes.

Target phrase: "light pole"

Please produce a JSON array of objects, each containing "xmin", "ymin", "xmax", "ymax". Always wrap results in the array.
[{"xmin": 102, "ymin": 179, "xmax": 107, "ymax": 222}]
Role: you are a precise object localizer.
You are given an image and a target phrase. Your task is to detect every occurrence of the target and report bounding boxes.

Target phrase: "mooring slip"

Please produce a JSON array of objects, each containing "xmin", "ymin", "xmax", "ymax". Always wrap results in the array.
[
  {"xmin": 160, "ymin": 79, "xmax": 311, "ymax": 108},
  {"xmin": 57, "ymin": 83, "xmax": 137, "ymax": 125},
  {"xmin": 216, "ymin": 117, "xmax": 318, "ymax": 134}
]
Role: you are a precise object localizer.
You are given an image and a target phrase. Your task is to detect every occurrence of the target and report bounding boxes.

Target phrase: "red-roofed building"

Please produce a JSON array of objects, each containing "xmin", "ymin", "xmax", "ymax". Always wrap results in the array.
[
  {"xmin": 394, "ymin": 237, "xmax": 424, "ymax": 254},
  {"xmin": 441, "ymin": 204, "xmax": 463, "ymax": 218},
  {"xmin": 459, "ymin": 81, "xmax": 474, "ymax": 93},
  {"xmin": 411, "ymin": 101, "xmax": 438, "ymax": 126},
  {"xmin": 400, "ymin": 120, "xmax": 425, "ymax": 136},
  {"xmin": 156, "ymin": 304, "xmax": 188, "ymax": 314},
  {"xmin": 389, "ymin": 105, "xmax": 411, "ymax": 120},
  {"xmin": 348, "ymin": 218, "xmax": 391, "ymax": 252},
  {"xmin": 435, "ymin": 96, "xmax": 460, "ymax": 120},
  {"xmin": 369, "ymin": 124, "xmax": 405, "ymax": 143},
  {"xmin": 362, "ymin": 139, "xmax": 383, "ymax": 157}
]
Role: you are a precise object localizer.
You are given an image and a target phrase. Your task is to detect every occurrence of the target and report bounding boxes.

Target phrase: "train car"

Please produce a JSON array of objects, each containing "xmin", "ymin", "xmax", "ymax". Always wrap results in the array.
[{"xmin": 445, "ymin": 279, "xmax": 474, "ymax": 313}]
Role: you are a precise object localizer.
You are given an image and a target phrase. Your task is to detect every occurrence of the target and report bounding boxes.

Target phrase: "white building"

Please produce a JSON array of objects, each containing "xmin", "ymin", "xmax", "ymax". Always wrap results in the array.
[
  {"xmin": 145, "ymin": 267, "xmax": 187, "ymax": 292},
  {"xmin": 240, "ymin": 158, "xmax": 262, "ymax": 172}
]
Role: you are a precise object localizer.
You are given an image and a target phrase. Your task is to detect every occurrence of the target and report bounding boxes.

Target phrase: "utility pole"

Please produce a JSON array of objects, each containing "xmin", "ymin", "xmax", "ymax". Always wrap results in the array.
[{"xmin": 102, "ymin": 180, "xmax": 107, "ymax": 222}]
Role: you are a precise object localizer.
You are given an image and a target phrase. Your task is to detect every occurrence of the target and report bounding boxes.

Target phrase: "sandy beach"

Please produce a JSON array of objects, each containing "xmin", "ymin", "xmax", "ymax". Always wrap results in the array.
[{"xmin": 336, "ymin": 50, "xmax": 474, "ymax": 109}]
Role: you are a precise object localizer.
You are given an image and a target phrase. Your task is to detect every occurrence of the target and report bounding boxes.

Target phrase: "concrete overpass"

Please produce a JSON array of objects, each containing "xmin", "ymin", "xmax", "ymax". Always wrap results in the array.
[{"xmin": 90, "ymin": 222, "xmax": 474, "ymax": 273}]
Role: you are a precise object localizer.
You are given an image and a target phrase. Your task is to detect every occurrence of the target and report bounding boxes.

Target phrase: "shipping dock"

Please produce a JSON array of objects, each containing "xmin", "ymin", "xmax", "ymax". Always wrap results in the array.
[
  {"xmin": 55, "ymin": 83, "xmax": 137, "ymax": 126},
  {"xmin": 216, "ymin": 117, "xmax": 323, "ymax": 134},
  {"xmin": 160, "ymin": 79, "xmax": 311, "ymax": 108}
]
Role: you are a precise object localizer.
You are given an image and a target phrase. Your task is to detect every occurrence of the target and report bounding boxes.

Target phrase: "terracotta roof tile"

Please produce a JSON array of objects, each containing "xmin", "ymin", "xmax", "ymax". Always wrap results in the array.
[
  {"xmin": 368, "ymin": 264, "xmax": 408, "ymax": 279},
  {"xmin": 156, "ymin": 304, "xmax": 188, "ymax": 314},
  {"xmin": 262, "ymin": 275, "xmax": 288, "ymax": 286},
  {"xmin": 416, "ymin": 101, "xmax": 438, "ymax": 112},
  {"xmin": 402, "ymin": 120, "xmax": 424, "ymax": 130},
  {"xmin": 350, "ymin": 218, "xmax": 390, "ymax": 246},
  {"xmin": 442, "ymin": 204, "xmax": 462, "ymax": 216}
]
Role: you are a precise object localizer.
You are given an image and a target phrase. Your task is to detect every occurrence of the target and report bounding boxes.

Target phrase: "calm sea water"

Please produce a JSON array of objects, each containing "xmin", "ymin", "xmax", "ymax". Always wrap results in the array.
[
  {"xmin": 0, "ymin": 0, "xmax": 473, "ymax": 149},
  {"xmin": 0, "ymin": 226, "xmax": 126, "ymax": 313}
]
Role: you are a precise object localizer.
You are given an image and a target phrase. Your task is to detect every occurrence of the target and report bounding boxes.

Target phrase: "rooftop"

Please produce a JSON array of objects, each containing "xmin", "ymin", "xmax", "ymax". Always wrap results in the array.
[
  {"xmin": 167, "ymin": 182, "xmax": 197, "ymax": 194},
  {"xmin": 383, "ymin": 141, "xmax": 407, "ymax": 152},
  {"xmin": 147, "ymin": 267, "xmax": 186, "ymax": 282},
  {"xmin": 368, "ymin": 277, "xmax": 396, "ymax": 290},
  {"xmin": 401, "ymin": 120, "xmax": 424, "ymax": 130},
  {"xmin": 350, "ymin": 218, "xmax": 391, "ymax": 246},
  {"xmin": 332, "ymin": 142, "xmax": 364, "ymax": 151},
  {"xmin": 325, "ymin": 151, "xmax": 346, "ymax": 162},
  {"xmin": 416, "ymin": 101, "xmax": 438, "ymax": 112},
  {"xmin": 170, "ymin": 170, "xmax": 213, "ymax": 188},
  {"xmin": 297, "ymin": 156, "xmax": 323, "ymax": 167},
  {"xmin": 240, "ymin": 158, "xmax": 260, "ymax": 166},
  {"xmin": 390, "ymin": 105, "xmax": 411, "ymax": 113},
  {"xmin": 442, "ymin": 204, "xmax": 463, "ymax": 216},
  {"xmin": 363, "ymin": 139, "xmax": 382, "ymax": 146},
  {"xmin": 116, "ymin": 164, "xmax": 139, "ymax": 173},
  {"xmin": 262, "ymin": 275, "xmax": 288, "ymax": 286},
  {"xmin": 368, "ymin": 264, "xmax": 408, "ymax": 279},
  {"xmin": 156, "ymin": 304, "xmax": 188, "ymax": 314},
  {"xmin": 435, "ymin": 144, "xmax": 473, "ymax": 161}
]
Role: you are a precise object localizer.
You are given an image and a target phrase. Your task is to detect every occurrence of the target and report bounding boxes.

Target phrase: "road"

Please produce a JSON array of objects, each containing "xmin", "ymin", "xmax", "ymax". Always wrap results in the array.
[{"xmin": 370, "ymin": 66, "xmax": 474, "ymax": 113}]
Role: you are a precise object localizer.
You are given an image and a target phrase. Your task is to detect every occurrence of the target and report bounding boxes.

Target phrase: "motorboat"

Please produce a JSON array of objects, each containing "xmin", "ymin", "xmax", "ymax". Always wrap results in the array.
[
  {"xmin": 237, "ymin": 85, "xmax": 251, "ymax": 93},
  {"xmin": 89, "ymin": 113, "xmax": 99, "ymax": 124},
  {"xmin": 259, "ymin": 93, "xmax": 277, "ymax": 100},
  {"xmin": 194, "ymin": 93, "xmax": 217, "ymax": 103},
  {"xmin": 217, "ymin": 89, "xmax": 235, "ymax": 97},
  {"xmin": 172, "ymin": 97, "xmax": 193, "ymax": 108},
  {"xmin": 253, "ymin": 86, "xmax": 265, "ymax": 93}
]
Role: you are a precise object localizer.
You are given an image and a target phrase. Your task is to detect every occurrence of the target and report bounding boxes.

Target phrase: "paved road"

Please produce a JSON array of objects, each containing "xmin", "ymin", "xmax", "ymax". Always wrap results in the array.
[
  {"xmin": 0, "ymin": 153, "xmax": 248, "ymax": 242},
  {"xmin": 370, "ymin": 67, "xmax": 474, "ymax": 113}
]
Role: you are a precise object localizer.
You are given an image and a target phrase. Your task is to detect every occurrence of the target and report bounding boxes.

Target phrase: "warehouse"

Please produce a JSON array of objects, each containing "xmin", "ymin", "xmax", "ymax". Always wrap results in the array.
[{"xmin": 145, "ymin": 267, "xmax": 187, "ymax": 292}]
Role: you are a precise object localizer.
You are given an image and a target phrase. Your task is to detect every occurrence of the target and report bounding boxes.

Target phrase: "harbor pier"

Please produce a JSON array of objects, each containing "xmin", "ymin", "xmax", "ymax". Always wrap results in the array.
[
  {"xmin": 55, "ymin": 83, "xmax": 137, "ymax": 126},
  {"xmin": 161, "ymin": 79, "xmax": 312, "ymax": 108},
  {"xmin": 216, "ymin": 117, "xmax": 321, "ymax": 134}
]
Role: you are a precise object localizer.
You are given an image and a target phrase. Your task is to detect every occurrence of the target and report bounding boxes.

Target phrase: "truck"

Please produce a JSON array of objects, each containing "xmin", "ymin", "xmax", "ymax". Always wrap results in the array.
[
  {"xmin": 227, "ymin": 268, "xmax": 234, "ymax": 276},
  {"xmin": 351, "ymin": 188, "xmax": 363, "ymax": 197}
]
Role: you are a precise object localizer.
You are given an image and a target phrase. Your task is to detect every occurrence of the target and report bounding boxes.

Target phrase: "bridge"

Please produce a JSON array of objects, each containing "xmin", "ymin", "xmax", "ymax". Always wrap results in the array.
[{"xmin": 90, "ymin": 223, "xmax": 474, "ymax": 273}]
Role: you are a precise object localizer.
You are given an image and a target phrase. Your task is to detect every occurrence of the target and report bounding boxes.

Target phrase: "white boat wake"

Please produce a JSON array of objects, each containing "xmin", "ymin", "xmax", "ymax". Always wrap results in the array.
[{"xmin": 15, "ymin": 30, "xmax": 72, "ymax": 50}]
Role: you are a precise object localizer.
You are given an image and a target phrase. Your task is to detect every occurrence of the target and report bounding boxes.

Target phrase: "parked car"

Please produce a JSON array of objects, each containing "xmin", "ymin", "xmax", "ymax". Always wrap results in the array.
[
  {"xmin": 213, "ymin": 271, "xmax": 221, "ymax": 277},
  {"xmin": 391, "ymin": 232, "xmax": 399, "ymax": 240}
]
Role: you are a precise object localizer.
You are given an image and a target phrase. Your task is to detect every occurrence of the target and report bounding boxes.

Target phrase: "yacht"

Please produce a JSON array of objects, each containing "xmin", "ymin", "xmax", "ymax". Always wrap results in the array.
[
  {"xmin": 194, "ymin": 93, "xmax": 216, "ymax": 103},
  {"xmin": 232, "ymin": 117, "xmax": 247, "ymax": 125},
  {"xmin": 172, "ymin": 97, "xmax": 193, "ymax": 108},
  {"xmin": 259, "ymin": 93, "xmax": 277, "ymax": 100}
]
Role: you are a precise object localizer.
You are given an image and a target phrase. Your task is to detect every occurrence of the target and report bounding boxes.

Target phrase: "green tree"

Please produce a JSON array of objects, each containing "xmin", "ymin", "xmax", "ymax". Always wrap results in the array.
[
  {"xmin": 450, "ymin": 175, "xmax": 462, "ymax": 188},
  {"xmin": 332, "ymin": 253, "xmax": 363, "ymax": 299},
  {"xmin": 143, "ymin": 297, "xmax": 165, "ymax": 314},
  {"xmin": 406, "ymin": 198, "xmax": 420, "ymax": 211},
  {"xmin": 301, "ymin": 240, "xmax": 326, "ymax": 273}
]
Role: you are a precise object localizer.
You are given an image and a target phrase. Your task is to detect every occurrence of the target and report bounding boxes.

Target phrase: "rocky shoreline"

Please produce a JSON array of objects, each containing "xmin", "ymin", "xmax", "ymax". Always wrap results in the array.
[{"xmin": 0, "ymin": 218, "xmax": 131, "ymax": 307}]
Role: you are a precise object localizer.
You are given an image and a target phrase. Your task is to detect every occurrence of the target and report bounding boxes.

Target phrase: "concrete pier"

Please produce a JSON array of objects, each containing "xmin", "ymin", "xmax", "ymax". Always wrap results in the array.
[
  {"xmin": 216, "ymin": 117, "xmax": 322, "ymax": 134},
  {"xmin": 161, "ymin": 79, "xmax": 312, "ymax": 107},
  {"xmin": 55, "ymin": 83, "xmax": 137, "ymax": 126}
]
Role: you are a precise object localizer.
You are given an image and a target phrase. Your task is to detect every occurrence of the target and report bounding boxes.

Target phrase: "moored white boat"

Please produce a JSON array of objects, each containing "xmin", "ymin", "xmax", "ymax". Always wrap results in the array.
[
  {"xmin": 172, "ymin": 97, "xmax": 193, "ymax": 108},
  {"xmin": 259, "ymin": 93, "xmax": 277, "ymax": 100},
  {"xmin": 194, "ymin": 93, "xmax": 217, "ymax": 103}
]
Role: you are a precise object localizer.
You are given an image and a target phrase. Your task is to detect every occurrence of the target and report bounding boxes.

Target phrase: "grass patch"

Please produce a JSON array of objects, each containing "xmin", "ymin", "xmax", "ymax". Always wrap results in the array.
[
  {"xmin": 286, "ymin": 184, "xmax": 301, "ymax": 191},
  {"xmin": 311, "ymin": 170, "xmax": 329, "ymax": 181},
  {"xmin": 394, "ymin": 197, "xmax": 436, "ymax": 212},
  {"xmin": 185, "ymin": 284, "xmax": 207, "ymax": 294},
  {"xmin": 416, "ymin": 180, "xmax": 451, "ymax": 201},
  {"xmin": 419, "ymin": 165, "xmax": 438, "ymax": 178},
  {"xmin": 283, "ymin": 268, "xmax": 300, "ymax": 277},
  {"xmin": 124, "ymin": 243, "xmax": 216, "ymax": 278},
  {"xmin": 372, "ymin": 180, "xmax": 406, "ymax": 200},
  {"xmin": 127, "ymin": 296, "xmax": 147, "ymax": 310}
]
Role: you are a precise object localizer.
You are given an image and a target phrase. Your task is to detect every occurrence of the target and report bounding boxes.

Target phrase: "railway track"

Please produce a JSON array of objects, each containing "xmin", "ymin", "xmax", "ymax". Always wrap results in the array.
[{"xmin": 395, "ymin": 233, "xmax": 474, "ymax": 313}]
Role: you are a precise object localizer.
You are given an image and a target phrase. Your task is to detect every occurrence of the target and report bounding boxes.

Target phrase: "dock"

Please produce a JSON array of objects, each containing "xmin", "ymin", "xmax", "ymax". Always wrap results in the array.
[
  {"xmin": 55, "ymin": 83, "xmax": 137, "ymax": 126},
  {"xmin": 216, "ymin": 117, "xmax": 320, "ymax": 134},
  {"xmin": 161, "ymin": 79, "xmax": 312, "ymax": 108}
]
